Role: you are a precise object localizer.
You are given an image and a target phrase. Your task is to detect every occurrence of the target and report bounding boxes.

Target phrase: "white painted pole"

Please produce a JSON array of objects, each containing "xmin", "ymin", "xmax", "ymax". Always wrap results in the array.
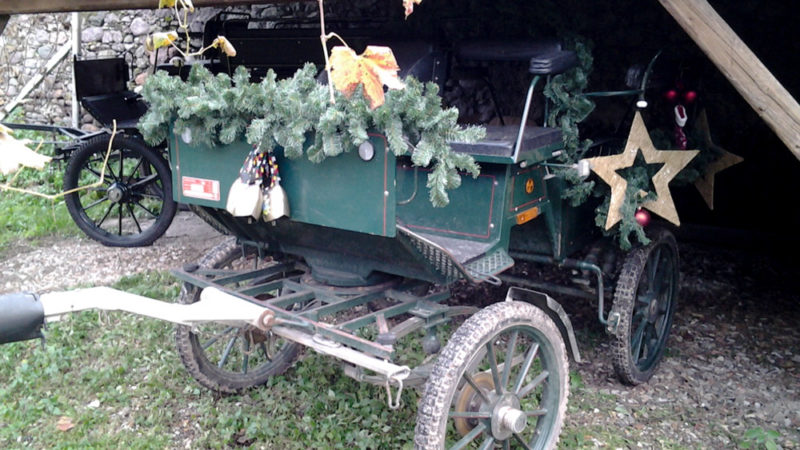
[{"xmin": 70, "ymin": 12, "xmax": 80, "ymax": 129}]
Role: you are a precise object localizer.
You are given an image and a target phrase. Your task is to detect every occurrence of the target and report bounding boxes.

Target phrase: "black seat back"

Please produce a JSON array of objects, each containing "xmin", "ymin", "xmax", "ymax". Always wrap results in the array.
[{"xmin": 74, "ymin": 57, "xmax": 130, "ymax": 99}]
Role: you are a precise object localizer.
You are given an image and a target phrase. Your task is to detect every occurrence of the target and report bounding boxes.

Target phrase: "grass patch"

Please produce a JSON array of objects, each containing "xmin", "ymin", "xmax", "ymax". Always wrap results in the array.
[
  {"xmin": 0, "ymin": 271, "xmax": 419, "ymax": 448},
  {"xmin": 0, "ymin": 110, "xmax": 79, "ymax": 252}
]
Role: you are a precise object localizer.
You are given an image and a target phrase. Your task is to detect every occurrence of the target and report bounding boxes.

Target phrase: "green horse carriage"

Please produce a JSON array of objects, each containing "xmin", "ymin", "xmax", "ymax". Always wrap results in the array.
[
  {"xmin": 155, "ymin": 33, "xmax": 677, "ymax": 447},
  {"xmin": 1, "ymin": 28, "xmax": 680, "ymax": 450}
]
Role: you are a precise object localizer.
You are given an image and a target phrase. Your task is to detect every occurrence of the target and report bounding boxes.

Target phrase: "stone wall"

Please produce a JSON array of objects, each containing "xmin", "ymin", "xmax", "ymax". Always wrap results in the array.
[
  {"xmin": 0, "ymin": 2, "xmax": 372, "ymax": 130},
  {"xmin": 0, "ymin": 9, "xmax": 176, "ymax": 129}
]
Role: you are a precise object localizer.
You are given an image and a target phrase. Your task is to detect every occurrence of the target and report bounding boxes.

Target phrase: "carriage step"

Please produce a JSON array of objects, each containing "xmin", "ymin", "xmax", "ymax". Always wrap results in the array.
[{"xmin": 465, "ymin": 248, "xmax": 515, "ymax": 282}]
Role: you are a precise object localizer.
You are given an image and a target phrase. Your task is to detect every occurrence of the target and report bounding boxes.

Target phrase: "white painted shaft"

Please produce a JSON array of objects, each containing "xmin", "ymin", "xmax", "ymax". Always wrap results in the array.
[{"xmin": 39, "ymin": 286, "xmax": 265, "ymax": 328}]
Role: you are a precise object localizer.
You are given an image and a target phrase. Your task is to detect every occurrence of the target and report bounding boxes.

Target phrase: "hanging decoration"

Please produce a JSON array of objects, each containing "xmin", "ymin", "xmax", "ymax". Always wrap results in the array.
[
  {"xmin": 226, "ymin": 146, "xmax": 289, "ymax": 221},
  {"xmin": 692, "ymin": 110, "xmax": 744, "ymax": 210},
  {"xmin": 586, "ymin": 112, "xmax": 699, "ymax": 229}
]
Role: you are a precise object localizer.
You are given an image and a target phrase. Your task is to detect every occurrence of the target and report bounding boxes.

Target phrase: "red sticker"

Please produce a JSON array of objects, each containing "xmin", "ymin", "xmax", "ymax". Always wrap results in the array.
[{"xmin": 182, "ymin": 176, "xmax": 220, "ymax": 201}]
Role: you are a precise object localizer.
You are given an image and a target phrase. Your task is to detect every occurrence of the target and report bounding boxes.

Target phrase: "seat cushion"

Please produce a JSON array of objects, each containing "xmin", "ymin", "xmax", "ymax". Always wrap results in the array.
[
  {"xmin": 450, "ymin": 125, "xmax": 562, "ymax": 158},
  {"xmin": 529, "ymin": 50, "xmax": 579, "ymax": 75},
  {"xmin": 456, "ymin": 40, "xmax": 562, "ymax": 62}
]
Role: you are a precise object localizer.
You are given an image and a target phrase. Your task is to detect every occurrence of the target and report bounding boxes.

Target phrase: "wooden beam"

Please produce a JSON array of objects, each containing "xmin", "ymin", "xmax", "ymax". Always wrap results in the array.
[
  {"xmin": 659, "ymin": 0, "xmax": 800, "ymax": 161},
  {"xmin": 0, "ymin": 1, "xmax": 300, "ymax": 15}
]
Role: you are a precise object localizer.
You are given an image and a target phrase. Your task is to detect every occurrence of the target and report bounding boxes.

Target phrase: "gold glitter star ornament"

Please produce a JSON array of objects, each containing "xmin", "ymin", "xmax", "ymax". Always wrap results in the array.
[
  {"xmin": 585, "ymin": 112, "xmax": 698, "ymax": 229},
  {"xmin": 693, "ymin": 110, "xmax": 744, "ymax": 210}
]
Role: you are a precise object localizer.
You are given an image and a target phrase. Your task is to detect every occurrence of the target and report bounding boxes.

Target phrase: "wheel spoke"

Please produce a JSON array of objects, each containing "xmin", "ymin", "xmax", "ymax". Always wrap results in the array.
[
  {"xmin": 525, "ymin": 409, "xmax": 548, "ymax": 416},
  {"xmin": 201, "ymin": 326, "xmax": 235, "ymax": 350},
  {"xmin": 84, "ymin": 165, "xmax": 110, "ymax": 183},
  {"xmin": 448, "ymin": 411, "xmax": 492, "ymax": 419},
  {"xmin": 127, "ymin": 203, "xmax": 142, "ymax": 233},
  {"xmin": 105, "ymin": 156, "xmax": 119, "ymax": 181},
  {"xmin": 647, "ymin": 247, "xmax": 662, "ymax": 291},
  {"xmin": 631, "ymin": 319, "xmax": 647, "ymax": 362},
  {"xmin": 117, "ymin": 204, "xmax": 123, "ymax": 235},
  {"xmin": 128, "ymin": 157, "xmax": 144, "ymax": 179},
  {"xmin": 513, "ymin": 432, "xmax": 533, "ymax": 450},
  {"xmin": 451, "ymin": 422, "xmax": 486, "ymax": 450},
  {"xmin": 462, "ymin": 372, "xmax": 491, "ymax": 404},
  {"xmin": 242, "ymin": 338, "xmax": 250, "ymax": 374},
  {"xmin": 95, "ymin": 203, "xmax": 115, "ymax": 227},
  {"xmin": 645, "ymin": 324, "xmax": 661, "ymax": 355},
  {"xmin": 502, "ymin": 440, "xmax": 510, "ymax": 450},
  {"xmin": 138, "ymin": 192, "xmax": 164, "ymax": 200},
  {"xmin": 218, "ymin": 335, "xmax": 238, "ymax": 368},
  {"xmin": 636, "ymin": 292, "xmax": 653, "ymax": 305},
  {"xmin": 118, "ymin": 149, "xmax": 124, "ymax": 181},
  {"xmin": 513, "ymin": 342, "xmax": 539, "ymax": 395},
  {"xmin": 518, "ymin": 370, "xmax": 549, "ymax": 398},
  {"xmin": 501, "ymin": 330, "xmax": 518, "ymax": 389},
  {"xmin": 486, "ymin": 341, "xmax": 503, "ymax": 395},
  {"xmin": 134, "ymin": 201, "xmax": 159, "ymax": 218},
  {"xmin": 83, "ymin": 195, "xmax": 109, "ymax": 211},
  {"xmin": 129, "ymin": 173, "xmax": 159, "ymax": 190},
  {"xmin": 477, "ymin": 436, "xmax": 495, "ymax": 450}
]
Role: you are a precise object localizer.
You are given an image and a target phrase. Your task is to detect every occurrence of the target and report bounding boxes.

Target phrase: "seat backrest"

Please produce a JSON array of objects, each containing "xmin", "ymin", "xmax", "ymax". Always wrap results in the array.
[{"xmin": 74, "ymin": 57, "xmax": 130, "ymax": 99}]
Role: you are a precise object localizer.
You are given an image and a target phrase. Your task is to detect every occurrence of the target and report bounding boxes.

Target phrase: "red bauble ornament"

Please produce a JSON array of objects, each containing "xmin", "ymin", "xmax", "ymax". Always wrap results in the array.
[
  {"xmin": 664, "ymin": 90, "xmax": 678, "ymax": 102},
  {"xmin": 635, "ymin": 208, "xmax": 651, "ymax": 227},
  {"xmin": 684, "ymin": 90, "xmax": 698, "ymax": 103}
]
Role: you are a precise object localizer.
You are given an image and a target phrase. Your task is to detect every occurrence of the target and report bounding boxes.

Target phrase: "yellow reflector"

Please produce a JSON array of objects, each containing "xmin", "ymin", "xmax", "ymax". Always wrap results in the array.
[{"xmin": 516, "ymin": 207, "xmax": 540, "ymax": 225}]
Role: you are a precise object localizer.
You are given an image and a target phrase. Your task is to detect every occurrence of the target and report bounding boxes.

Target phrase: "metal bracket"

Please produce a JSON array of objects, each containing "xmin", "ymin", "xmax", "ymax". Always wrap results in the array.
[
  {"xmin": 606, "ymin": 311, "xmax": 621, "ymax": 335},
  {"xmin": 384, "ymin": 373, "xmax": 406, "ymax": 410}
]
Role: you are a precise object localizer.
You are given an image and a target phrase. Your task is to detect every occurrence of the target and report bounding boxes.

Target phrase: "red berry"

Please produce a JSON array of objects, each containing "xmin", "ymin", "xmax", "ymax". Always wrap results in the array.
[{"xmin": 635, "ymin": 209, "xmax": 651, "ymax": 227}]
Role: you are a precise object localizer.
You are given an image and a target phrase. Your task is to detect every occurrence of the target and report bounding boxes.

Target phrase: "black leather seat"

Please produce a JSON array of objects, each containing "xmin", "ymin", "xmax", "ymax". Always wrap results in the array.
[{"xmin": 455, "ymin": 39, "xmax": 578, "ymax": 75}]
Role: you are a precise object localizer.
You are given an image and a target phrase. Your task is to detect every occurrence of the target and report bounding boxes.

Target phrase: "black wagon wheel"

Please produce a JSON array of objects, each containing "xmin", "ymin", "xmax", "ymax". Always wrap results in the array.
[
  {"xmin": 415, "ymin": 301, "xmax": 569, "ymax": 449},
  {"xmin": 175, "ymin": 239, "xmax": 302, "ymax": 394},
  {"xmin": 610, "ymin": 228, "xmax": 679, "ymax": 385},
  {"xmin": 63, "ymin": 133, "xmax": 177, "ymax": 247}
]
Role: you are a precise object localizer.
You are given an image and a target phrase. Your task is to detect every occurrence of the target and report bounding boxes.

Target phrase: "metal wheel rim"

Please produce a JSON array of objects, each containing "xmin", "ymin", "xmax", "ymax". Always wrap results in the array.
[
  {"xmin": 73, "ymin": 147, "xmax": 167, "ymax": 239},
  {"xmin": 186, "ymin": 254, "xmax": 296, "ymax": 380},
  {"xmin": 630, "ymin": 241, "xmax": 677, "ymax": 372},
  {"xmin": 445, "ymin": 325, "xmax": 562, "ymax": 449}
]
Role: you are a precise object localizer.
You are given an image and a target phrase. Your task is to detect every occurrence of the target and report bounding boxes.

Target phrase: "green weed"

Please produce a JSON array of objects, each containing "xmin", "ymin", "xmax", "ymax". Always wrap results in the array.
[
  {"xmin": 0, "ymin": 108, "xmax": 79, "ymax": 250},
  {"xmin": 741, "ymin": 427, "xmax": 781, "ymax": 450}
]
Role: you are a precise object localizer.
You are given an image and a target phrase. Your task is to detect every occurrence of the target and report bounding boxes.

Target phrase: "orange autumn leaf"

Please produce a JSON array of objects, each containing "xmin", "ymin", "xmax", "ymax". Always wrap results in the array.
[
  {"xmin": 403, "ymin": 0, "xmax": 422, "ymax": 17},
  {"xmin": 56, "ymin": 416, "xmax": 76, "ymax": 432},
  {"xmin": 329, "ymin": 46, "xmax": 405, "ymax": 109}
]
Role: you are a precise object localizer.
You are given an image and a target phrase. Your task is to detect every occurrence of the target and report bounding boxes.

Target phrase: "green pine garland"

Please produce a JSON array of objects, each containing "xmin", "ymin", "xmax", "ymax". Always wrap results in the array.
[{"xmin": 139, "ymin": 63, "xmax": 484, "ymax": 207}]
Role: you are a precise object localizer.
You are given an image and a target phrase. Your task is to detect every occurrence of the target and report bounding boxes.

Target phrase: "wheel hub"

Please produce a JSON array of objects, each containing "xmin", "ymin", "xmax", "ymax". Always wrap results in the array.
[
  {"xmin": 454, "ymin": 372, "xmax": 494, "ymax": 436},
  {"xmin": 107, "ymin": 183, "xmax": 129, "ymax": 204},
  {"xmin": 647, "ymin": 298, "xmax": 659, "ymax": 321},
  {"xmin": 491, "ymin": 394, "xmax": 526, "ymax": 440},
  {"xmin": 454, "ymin": 373, "xmax": 529, "ymax": 441}
]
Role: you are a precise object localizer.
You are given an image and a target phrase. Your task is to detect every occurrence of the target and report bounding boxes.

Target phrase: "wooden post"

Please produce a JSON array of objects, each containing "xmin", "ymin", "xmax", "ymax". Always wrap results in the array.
[{"xmin": 659, "ymin": 0, "xmax": 800, "ymax": 161}]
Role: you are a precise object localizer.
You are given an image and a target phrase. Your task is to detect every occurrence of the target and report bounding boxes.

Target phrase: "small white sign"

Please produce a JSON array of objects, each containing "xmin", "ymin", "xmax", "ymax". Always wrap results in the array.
[{"xmin": 182, "ymin": 176, "xmax": 220, "ymax": 201}]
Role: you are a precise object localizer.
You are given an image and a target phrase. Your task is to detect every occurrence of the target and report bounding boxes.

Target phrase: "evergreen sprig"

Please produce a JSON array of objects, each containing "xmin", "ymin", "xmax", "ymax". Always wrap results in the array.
[
  {"xmin": 544, "ymin": 39, "xmax": 597, "ymax": 208},
  {"xmin": 139, "ymin": 64, "xmax": 484, "ymax": 207}
]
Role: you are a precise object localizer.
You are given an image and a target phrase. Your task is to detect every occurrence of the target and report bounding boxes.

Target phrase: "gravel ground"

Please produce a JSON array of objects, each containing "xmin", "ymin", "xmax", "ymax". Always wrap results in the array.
[
  {"xmin": 0, "ymin": 212, "xmax": 226, "ymax": 295},
  {"xmin": 1, "ymin": 214, "xmax": 798, "ymax": 448},
  {"xmin": 560, "ymin": 242, "xmax": 800, "ymax": 449}
]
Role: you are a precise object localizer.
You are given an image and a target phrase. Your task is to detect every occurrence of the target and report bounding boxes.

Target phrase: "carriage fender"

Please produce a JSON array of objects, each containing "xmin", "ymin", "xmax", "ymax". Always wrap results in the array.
[{"xmin": 504, "ymin": 287, "xmax": 581, "ymax": 363}]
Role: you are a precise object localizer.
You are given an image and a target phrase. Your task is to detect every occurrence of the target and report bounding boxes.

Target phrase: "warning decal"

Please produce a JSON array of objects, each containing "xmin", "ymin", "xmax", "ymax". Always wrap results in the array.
[{"xmin": 182, "ymin": 176, "xmax": 220, "ymax": 201}]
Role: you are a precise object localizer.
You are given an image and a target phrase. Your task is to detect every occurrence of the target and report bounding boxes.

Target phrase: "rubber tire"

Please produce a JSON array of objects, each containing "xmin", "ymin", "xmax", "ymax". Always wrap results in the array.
[
  {"xmin": 63, "ymin": 134, "xmax": 177, "ymax": 247},
  {"xmin": 610, "ymin": 228, "xmax": 679, "ymax": 385},
  {"xmin": 175, "ymin": 239, "xmax": 300, "ymax": 394},
  {"xmin": 414, "ymin": 301, "xmax": 569, "ymax": 450}
]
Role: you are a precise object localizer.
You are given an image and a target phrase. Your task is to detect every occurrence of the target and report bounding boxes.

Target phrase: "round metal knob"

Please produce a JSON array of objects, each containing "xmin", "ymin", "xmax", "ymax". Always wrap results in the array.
[{"xmin": 498, "ymin": 406, "xmax": 527, "ymax": 434}]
